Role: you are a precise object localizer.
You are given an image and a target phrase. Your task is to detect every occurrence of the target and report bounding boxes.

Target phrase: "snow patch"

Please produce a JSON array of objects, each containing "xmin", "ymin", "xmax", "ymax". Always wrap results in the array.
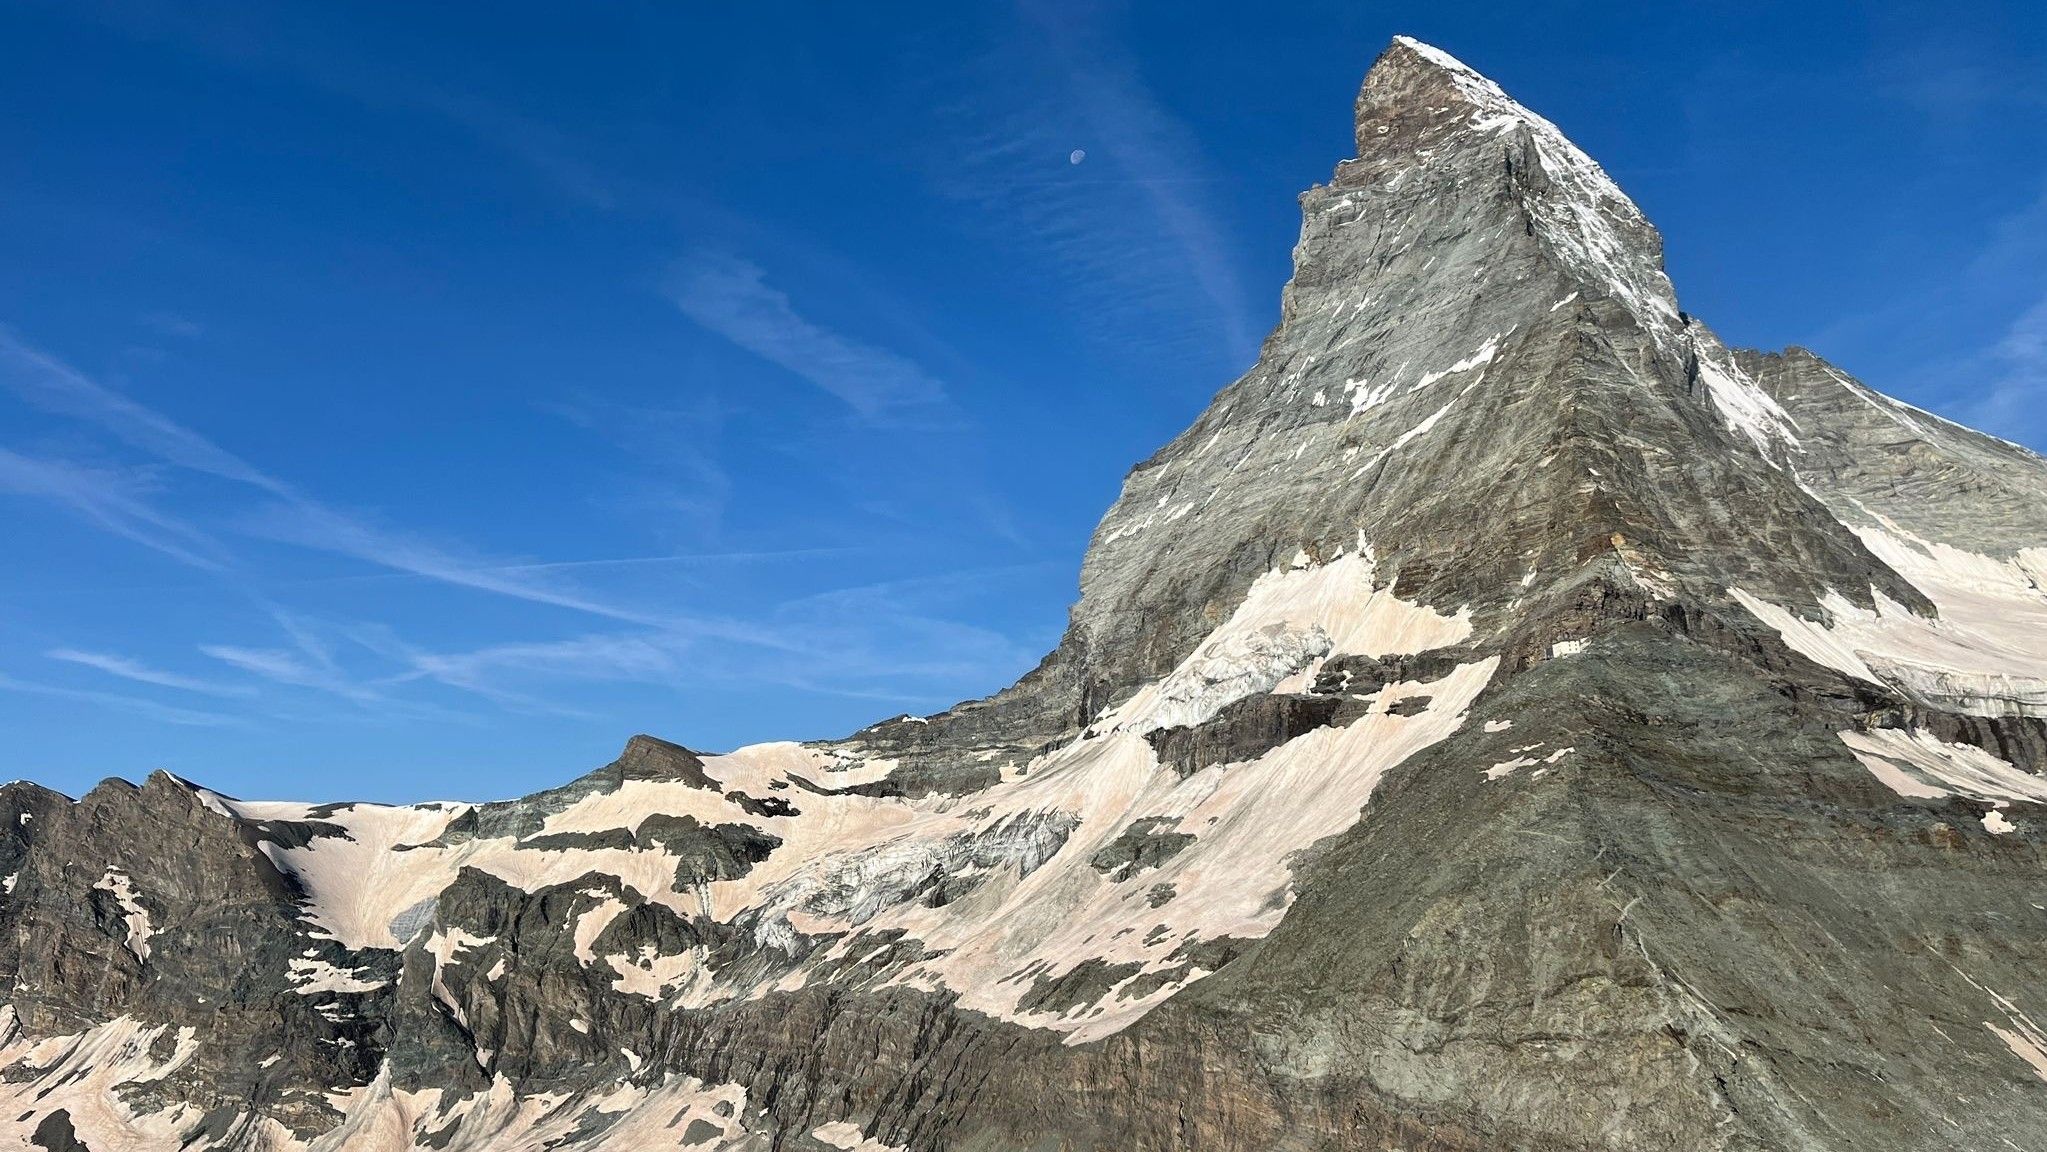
[
  {"xmin": 1694, "ymin": 346, "xmax": 1801, "ymax": 456},
  {"xmin": 1839, "ymin": 728, "xmax": 2047, "ymax": 805},
  {"xmin": 1410, "ymin": 333, "xmax": 1503, "ymax": 393},
  {"xmin": 287, "ymin": 957, "xmax": 389, "ymax": 995},
  {"xmin": 92, "ymin": 868, "xmax": 153, "ymax": 962},
  {"xmin": 243, "ymin": 800, "xmax": 469, "ymax": 950},
  {"xmin": 1733, "ymin": 526, "xmax": 2047, "ymax": 717},
  {"xmin": 813, "ymin": 1120, "xmax": 906, "ymax": 1152},
  {"xmin": 1102, "ymin": 544, "xmax": 1471, "ymax": 734},
  {"xmin": 1485, "ymin": 745, "xmax": 1573, "ymax": 781}
]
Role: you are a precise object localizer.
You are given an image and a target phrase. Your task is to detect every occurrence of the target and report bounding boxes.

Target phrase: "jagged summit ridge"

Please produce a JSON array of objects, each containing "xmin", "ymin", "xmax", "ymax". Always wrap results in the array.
[
  {"xmin": 1363, "ymin": 37, "xmax": 1802, "ymax": 455},
  {"xmin": 1, "ymin": 36, "xmax": 2046, "ymax": 1152},
  {"xmin": 1373, "ymin": 36, "xmax": 1680, "ymax": 331}
]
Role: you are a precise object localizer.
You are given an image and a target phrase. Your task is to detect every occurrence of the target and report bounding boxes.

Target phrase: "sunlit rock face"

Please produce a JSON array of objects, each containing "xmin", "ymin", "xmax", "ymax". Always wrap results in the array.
[{"xmin": 5, "ymin": 37, "xmax": 2047, "ymax": 1152}]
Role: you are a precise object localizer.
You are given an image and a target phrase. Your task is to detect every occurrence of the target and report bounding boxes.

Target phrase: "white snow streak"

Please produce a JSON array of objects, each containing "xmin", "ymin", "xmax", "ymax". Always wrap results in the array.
[{"xmin": 92, "ymin": 868, "xmax": 153, "ymax": 962}]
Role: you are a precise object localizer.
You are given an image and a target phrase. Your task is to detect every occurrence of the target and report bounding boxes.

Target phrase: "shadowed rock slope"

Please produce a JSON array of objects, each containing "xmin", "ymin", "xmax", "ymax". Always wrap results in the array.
[{"xmin": 3, "ymin": 36, "xmax": 2045, "ymax": 1152}]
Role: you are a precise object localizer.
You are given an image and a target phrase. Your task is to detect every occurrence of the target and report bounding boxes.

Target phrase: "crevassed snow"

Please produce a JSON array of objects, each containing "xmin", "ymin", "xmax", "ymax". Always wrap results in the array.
[
  {"xmin": 148, "ymin": 543, "xmax": 1493, "ymax": 1053},
  {"xmin": 1732, "ymin": 525, "xmax": 2047, "ymax": 718},
  {"xmin": 672, "ymin": 540, "xmax": 1493, "ymax": 1044},
  {"xmin": 1838, "ymin": 729, "xmax": 2047, "ymax": 805},
  {"xmin": 820, "ymin": 657, "xmax": 1501, "ymax": 1045}
]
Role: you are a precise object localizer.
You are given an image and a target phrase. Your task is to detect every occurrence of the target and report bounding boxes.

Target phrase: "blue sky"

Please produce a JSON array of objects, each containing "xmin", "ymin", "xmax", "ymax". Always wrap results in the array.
[{"xmin": 3, "ymin": 1, "xmax": 2043, "ymax": 803}]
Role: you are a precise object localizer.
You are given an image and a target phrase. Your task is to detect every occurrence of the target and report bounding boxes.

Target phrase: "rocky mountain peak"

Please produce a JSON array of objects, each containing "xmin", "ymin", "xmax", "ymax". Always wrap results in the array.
[
  {"xmin": 611, "ymin": 732, "xmax": 715, "ymax": 786},
  {"xmin": 1351, "ymin": 37, "xmax": 1680, "ymax": 336}
]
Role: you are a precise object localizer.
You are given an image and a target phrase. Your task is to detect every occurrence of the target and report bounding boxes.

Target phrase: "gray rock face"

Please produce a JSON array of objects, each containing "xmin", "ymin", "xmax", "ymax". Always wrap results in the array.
[{"xmin": 5, "ymin": 35, "xmax": 2047, "ymax": 1152}]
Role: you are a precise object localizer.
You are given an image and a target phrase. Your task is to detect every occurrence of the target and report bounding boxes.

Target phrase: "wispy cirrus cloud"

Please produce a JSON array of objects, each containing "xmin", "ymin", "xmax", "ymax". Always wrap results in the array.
[
  {"xmin": 0, "ymin": 672, "xmax": 247, "ymax": 728},
  {"xmin": 930, "ymin": 7, "xmax": 1258, "ymax": 367},
  {"xmin": 669, "ymin": 255, "xmax": 952, "ymax": 422},
  {"xmin": 488, "ymin": 548, "xmax": 855, "ymax": 574},
  {"xmin": 380, "ymin": 632, "xmax": 679, "ymax": 717},
  {"xmin": 0, "ymin": 326, "xmax": 1037, "ymax": 733},
  {"xmin": 536, "ymin": 390, "xmax": 738, "ymax": 546},
  {"xmin": 0, "ymin": 447, "xmax": 227, "ymax": 570},
  {"xmin": 1806, "ymin": 183, "xmax": 2047, "ymax": 453},
  {"xmin": 193, "ymin": 609, "xmax": 479, "ymax": 723},
  {"xmin": 0, "ymin": 327, "xmax": 698, "ymax": 626},
  {"xmin": 1955, "ymin": 295, "xmax": 2047, "ymax": 451},
  {"xmin": 1031, "ymin": 24, "xmax": 1256, "ymax": 365},
  {"xmin": 0, "ymin": 329, "xmax": 289, "ymax": 495},
  {"xmin": 198, "ymin": 644, "xmax": 358, "ymax": 697},
  {"xmin": 45, "ymin": 648, "xmax": 251, "ymax": 697},
  {"xmin": 237, "ymin": 501, "xmax": 679, "ymax": 628},
  {"xmin": 199, "ymin": 604, "xmax": 387, "ymax": 707},
  {"xmin": 139, "ymin": 312, "xmax": 205, "ymax": 340},
  {"xmin": 277, "ymin": 558, "xmax": 1054, "ymax": 721}
]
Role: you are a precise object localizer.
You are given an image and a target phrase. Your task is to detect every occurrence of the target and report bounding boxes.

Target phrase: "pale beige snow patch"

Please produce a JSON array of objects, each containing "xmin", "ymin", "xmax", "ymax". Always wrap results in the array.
[
  {"xmin": 813, "ymin": 1120, "xmax": 906, "ymax": 1151},
  {"xmin": 1485, "ymin": 745, "xmax": 1573, "ymax": 781},
  {"xmin": 287, "ymin": 956, "xmax": 389, "ymax": 995},
  {"xmin": 607, "ymin": 944, "xmax": 697, "ymax": 1000},
  {"xmin": 1733, "ymin": 526, "xmax": 2047, "ymax": 719},
  {"xmin": 0, "ymin": 1012, "xmax": 251, "ymax": 1152},
  {"xmin": 245, "ymin": 801, "xmax": 467, "ymax": 950},
  {"xmin": 1104, "ymin": 545, "xmax": 1471, "ymax": 734},
  {"xmin": 1839, "ymin": 729, "xmax": 2047, "ymax": 805}
]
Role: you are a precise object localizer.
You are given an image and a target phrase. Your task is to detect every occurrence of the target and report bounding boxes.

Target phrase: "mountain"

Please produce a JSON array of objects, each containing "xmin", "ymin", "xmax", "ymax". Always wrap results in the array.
[{"xmin": 5, "ymin": 36, "xmax": 2046, "ymax": 1152}]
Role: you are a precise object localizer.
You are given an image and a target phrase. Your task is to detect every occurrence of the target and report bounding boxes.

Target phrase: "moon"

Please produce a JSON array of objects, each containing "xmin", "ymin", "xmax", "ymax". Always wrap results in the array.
[{"xmin": 1068, "ymin": 149, "xmax": 1086, "ymax": 165}]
